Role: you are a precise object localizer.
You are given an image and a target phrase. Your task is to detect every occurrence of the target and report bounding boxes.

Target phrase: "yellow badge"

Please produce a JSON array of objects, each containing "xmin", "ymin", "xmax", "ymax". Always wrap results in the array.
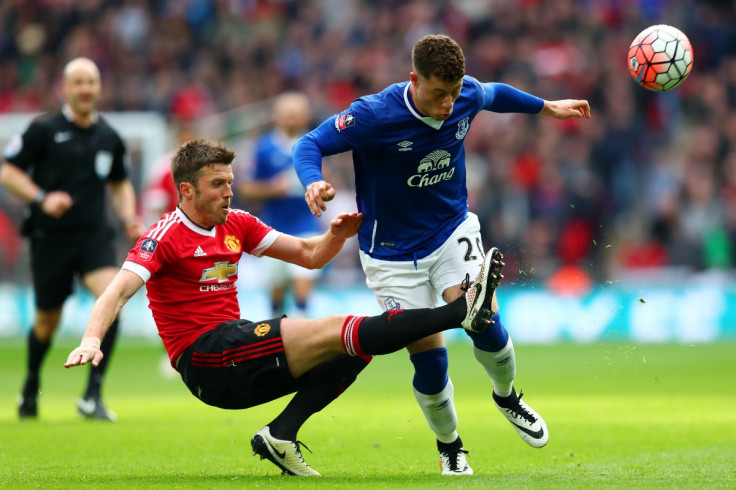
[
  {"xmin": 224, "ymin": 235, "xmax": 241, "ymax": 253},
  {"xmin": 254, "ymin": 323, "xmax": 271, "ymax": 337}
]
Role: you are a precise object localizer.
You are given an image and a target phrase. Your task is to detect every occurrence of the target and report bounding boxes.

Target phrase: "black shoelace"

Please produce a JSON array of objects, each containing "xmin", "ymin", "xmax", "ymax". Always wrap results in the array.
[
  {"xmin": 445, "ymin": 448, "xmax": 469, "ymax": 471},
  {"xmin": 509, "ymin": 391, "xmax": 537, "ymax": 423},
  {"xmin": 294, "ymin": 440, "xmax": 312, "ymax": 458},
  {"xmin": 460, "ymin": 272, "xmax": 471, "ymax": 292}
]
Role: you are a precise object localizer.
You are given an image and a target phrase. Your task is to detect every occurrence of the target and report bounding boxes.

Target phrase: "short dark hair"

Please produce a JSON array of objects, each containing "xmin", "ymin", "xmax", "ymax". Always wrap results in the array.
[
  {"xmin": 412, "ymin": 35, "xmax": 465, "ymax": 82},
  {"xmin": 171, "ymin": 139, "xmax": 235, "ymax": 199}
]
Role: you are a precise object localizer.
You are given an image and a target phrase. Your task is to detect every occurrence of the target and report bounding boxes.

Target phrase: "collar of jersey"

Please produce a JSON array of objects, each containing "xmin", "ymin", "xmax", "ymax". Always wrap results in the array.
[
  {"xmin": 175, "ymin": 207, "xmax": 217, "ymax": 237},
  {"xmin": 403, "ymin": 83, "xmax": 444, "ymax": 130},
  {"xmin": 62, "ymin": 104, "xmax": 99, "ymax": 125}
]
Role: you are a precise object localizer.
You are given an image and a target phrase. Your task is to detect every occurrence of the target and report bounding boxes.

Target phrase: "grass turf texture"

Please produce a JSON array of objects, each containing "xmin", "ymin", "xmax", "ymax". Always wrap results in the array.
[{"xmin": 0, "ymin": 340, "xmax": 734, "ymax": 488}]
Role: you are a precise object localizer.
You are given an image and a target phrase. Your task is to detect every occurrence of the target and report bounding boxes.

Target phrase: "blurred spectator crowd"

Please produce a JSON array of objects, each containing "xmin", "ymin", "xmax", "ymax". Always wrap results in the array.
[{"xmin": 1, "ymin": 0, "xmax": 736, "ymax": 291}]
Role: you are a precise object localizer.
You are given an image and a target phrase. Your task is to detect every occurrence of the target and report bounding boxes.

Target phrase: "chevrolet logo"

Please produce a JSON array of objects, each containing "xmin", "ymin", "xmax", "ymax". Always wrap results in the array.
[{"xmin": 200, "ymin": 261, "xmax": 238, "ymax": 283}]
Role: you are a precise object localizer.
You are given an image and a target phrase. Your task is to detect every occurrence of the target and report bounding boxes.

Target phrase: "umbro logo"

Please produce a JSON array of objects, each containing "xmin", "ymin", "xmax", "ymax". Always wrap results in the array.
[
  {"xmin": 54, "ymin": 131, "xmax": 73, "ymax": 143},
  {"xmin": 496, "ymin": 354, "xmax": 512, "ymax": 366},
  {"xmin": 435, "ymin": 399, "xmax": 450, "ymax": 410},
  {"xmin": 397, "ymin": 140, "xmax": 413, "ymax": 151},
  {"xmin": 194, "ymin": 246, "xmax": 207, "ymax": 257}
]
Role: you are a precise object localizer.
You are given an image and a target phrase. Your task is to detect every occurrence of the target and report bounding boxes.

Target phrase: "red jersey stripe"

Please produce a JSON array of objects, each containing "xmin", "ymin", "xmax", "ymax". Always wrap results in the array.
[
  {"xmin": 190, "ymin": 346, "xmax": 285, "ymax": 367},
  {"xmin": 191, "ymin": 337, "xmax": 282, "ymax": 358}
]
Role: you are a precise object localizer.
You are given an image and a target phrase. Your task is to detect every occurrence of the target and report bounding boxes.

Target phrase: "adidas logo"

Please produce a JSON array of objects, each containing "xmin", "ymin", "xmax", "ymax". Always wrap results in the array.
[{"xmin": 194, "ymin": 246, "xmax": 207, "ymax": 257}]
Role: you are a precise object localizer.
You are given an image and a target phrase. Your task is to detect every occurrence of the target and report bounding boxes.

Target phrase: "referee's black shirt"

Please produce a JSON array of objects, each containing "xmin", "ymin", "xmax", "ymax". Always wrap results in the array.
[{"xmin": 4, "ymin": 107, "xmax": 128, "ymax": 235}]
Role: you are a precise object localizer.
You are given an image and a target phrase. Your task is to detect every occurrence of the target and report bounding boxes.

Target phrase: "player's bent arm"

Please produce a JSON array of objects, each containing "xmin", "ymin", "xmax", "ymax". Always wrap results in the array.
[
  {"xmin": 0, "ymin": 162, "xmax": 72, "ymax": 217},
  {"xmin": 262, "ymin": 212, "xmax": 362, "ymax": 269},
  {"xmin": 294, "ymin": 119, "xmax": 354, "ymax": 216},
  {"xmin": 293, "ymin": 120, "xmax": 353, "ymax": 187},
  {"xmin": 64, "ymin": 269, "xmax": 144, "ymax": 368}
]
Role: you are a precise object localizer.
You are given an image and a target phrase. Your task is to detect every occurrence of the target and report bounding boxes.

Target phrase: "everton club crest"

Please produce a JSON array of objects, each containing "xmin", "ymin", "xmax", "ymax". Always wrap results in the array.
[{"xmin": 455, "ymin": 117, "xmax": 469, "ymax": 140}]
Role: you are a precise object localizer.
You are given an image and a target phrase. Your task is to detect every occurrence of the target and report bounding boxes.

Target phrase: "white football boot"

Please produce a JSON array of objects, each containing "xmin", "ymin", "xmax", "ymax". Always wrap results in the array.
[
  {"xmin": 439, "ymin": 444, "xmax": 473, "ymax": 475},
  {"xmin": 251, "ymin": 426, "xmax": 321, "ymax": 476},
  {"xmin": 493, "ymin": 388, "xmax": 549, "ymax": 448},
  {"xmin": 462, "ymin": 247, "xmax": 504, "ymax": 333}
]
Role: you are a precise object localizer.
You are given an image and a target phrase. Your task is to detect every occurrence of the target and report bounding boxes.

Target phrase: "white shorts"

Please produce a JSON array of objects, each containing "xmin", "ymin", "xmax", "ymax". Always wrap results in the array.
[{"xmin": 359, "ymin": 213, "xmax": 484, "ymax": 311}]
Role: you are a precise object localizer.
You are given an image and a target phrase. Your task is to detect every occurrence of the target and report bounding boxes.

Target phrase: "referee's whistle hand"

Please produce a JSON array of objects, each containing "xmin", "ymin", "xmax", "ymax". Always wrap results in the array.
[{"xmin": 41, "ymin": 191, "xmax": 73, "ymax": 218}]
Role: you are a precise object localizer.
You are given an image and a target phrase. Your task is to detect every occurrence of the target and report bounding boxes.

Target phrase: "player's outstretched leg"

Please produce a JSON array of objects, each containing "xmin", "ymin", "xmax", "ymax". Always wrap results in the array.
[
  {"xmin": 462, "ymin": 247, "xmax": 504, "ymax": 332},
  {"xmin": 493, "ymin": 388, "xmax": 549, "ymax": 448},
  {"xmin": 251, "ymin": 426, "xmax": 321, "ymax": 476}
]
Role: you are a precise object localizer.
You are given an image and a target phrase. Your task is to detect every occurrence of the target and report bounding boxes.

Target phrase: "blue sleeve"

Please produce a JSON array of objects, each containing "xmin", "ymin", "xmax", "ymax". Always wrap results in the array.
[
  {"xmin": 482, "ymin": 82, "xmax": 544, "ymax": 114},
  {"xmin": 293, "ymin": 116, "xmax": 354, "ymax": 187}
]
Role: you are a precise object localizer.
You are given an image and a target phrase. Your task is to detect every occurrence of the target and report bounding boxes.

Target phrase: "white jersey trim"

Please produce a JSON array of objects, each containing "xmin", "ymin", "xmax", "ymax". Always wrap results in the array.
[
  {"xmin": 122, "ymin": 261, "xmax": 152, "ymax": 283},
  {"xmin": 175, "ymin": 207, "xmax": 216, "ymax": 237},
  {"xmin": 251, "ymin": 229, "xmax": 281, "ymax": 257},
  {"xmin": 369, "ymin": 220, "xmax": 377, "ymax": 254},
  {"xmin": 403, "ymin": 83, "xmax": 444, "ymax": 130},
  {"xmin": 147, "ymin": 211, "xmax": 180, "ymax": 241}
]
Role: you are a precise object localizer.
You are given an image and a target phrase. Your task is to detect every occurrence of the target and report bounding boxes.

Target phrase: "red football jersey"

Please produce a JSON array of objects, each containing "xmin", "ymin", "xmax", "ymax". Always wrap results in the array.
[{"xmin": 123, "ymin": 207, "xmax": 279, "ymax": 366}]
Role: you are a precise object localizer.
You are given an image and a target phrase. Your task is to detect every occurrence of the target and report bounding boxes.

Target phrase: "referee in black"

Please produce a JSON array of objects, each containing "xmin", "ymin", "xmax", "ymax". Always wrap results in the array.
[{"xmin": 0, "ymin": 57, "xmax": 144, "ymax": 420}]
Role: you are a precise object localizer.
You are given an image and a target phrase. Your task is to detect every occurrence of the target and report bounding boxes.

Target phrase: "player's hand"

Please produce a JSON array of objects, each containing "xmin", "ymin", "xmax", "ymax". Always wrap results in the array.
[
  {"xmin": 40, "ymin": 191, "xmax": 73, "ymax": 218},
  {"xmin": 329, "ymin": 212, "xmax": 363, "ymax": 239},
  {"xmin": 305, "ymin": 180, "xmax": 336, "ymax": 217},
  {"xmin": 541, "ymin": 99, "xmax": 591, "ymax": 119},
  {"xmin": 123, "ymin": 216, "xmax": 145, "ymax": 242},
  {"xmin": 64, "ymin": 338, "xmax": 103, "ymax": 368}
]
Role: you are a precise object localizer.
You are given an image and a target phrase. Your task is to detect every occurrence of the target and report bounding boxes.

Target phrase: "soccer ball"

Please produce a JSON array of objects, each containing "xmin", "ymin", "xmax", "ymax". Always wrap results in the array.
[{"xmin": 628, "ymin": 25, "xmax": 693, "ymax": 92}]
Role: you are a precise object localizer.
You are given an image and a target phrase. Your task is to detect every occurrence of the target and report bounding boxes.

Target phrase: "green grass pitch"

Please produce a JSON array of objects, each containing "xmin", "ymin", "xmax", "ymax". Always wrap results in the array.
[{"xmin": 1, "ymin": 340, "xmax": 734, "ymax": 488}]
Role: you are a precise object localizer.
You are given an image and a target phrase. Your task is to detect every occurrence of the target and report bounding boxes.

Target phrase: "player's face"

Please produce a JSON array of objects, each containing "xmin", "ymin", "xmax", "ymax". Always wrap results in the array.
[
  {"xmin": 63, "ymin": 65, "xmax": 101, "ymax": 117},
  {"xmin": 410, "ymin": 72, "xmax": 463, "ymax": 121},
  {"xmin": 192, "ymin": 164, "xmax": 234, "ymax": 228}
]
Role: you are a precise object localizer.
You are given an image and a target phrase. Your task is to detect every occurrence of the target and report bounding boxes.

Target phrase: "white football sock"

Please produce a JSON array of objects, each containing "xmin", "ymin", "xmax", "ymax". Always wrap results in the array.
[
  {"xmin": 413, "ymin": 378, "xmax": 458, "ymax": 444},
  {"xmin": 473, "ymin": 338, "xmax": 516, "ymax": 397}
]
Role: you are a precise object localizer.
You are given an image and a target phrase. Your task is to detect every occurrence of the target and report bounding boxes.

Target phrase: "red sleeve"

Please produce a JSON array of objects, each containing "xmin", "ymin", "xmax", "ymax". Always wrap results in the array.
[
  {"xmin": 125, "ymin": 231, "xmax": 169, "ymax": 276},
  {"xmin": 231, "ymin": 210, "xmax": 274, "ymax": 254}
]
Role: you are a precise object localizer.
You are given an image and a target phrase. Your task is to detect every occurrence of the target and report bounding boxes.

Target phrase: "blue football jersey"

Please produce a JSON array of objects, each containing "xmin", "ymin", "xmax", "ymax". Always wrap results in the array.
[
  {"xmin": 294, "ymin": 76, "xmax": 543, "ymax": 261},
  {"xmin": 252, "ymin": 129, "xmax": 321, "ymax": 236}
]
